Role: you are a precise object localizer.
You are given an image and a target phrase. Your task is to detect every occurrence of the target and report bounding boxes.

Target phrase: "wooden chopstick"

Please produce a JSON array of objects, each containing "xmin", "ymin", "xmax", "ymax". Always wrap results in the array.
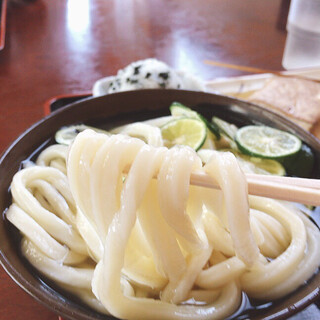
[
  {"xmin": 203, "ymin": 60, "xmax": 279, "ymax": 74},
  {"xmin": 190, "ymin": 171, "xmax": 320, "ymax": 206},
  {"xmin": 203, "ymin": 59, "xmax": 320, "ymax": 83},
  {"xmin": 246, "ymin": 174, "xmax": 320, "ymax": 190}
]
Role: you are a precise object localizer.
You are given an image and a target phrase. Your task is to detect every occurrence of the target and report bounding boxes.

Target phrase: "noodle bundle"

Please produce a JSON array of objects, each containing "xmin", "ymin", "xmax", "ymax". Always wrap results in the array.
[{"xmin": 6, "ymin": 129, "xmax": 320, "ymax": 320}]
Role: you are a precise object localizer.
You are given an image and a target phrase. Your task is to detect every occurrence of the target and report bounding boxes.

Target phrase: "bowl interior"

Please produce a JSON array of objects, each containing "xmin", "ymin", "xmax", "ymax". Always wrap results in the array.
[{"xmin": 0, "ymin": 89, "xmax": 319, "ymax": 320}]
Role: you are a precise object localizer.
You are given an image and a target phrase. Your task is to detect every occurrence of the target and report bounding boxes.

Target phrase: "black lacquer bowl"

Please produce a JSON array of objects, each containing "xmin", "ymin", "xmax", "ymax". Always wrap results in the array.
[{"xmin": 0, "ymin": 89, "xmax": 319, "ymax": 320}]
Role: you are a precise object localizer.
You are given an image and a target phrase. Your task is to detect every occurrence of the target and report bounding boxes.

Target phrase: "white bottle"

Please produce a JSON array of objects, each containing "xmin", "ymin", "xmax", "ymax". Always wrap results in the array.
[{"xmin": 282, "ymin": 0, "xmax": 320, "ymax": 69}]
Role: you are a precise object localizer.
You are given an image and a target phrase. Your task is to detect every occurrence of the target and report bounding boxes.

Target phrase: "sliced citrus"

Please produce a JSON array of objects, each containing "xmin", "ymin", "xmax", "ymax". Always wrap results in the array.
[
  {"xmin": 212, "ymin": 116, "xmax": 238, "ymax": 140},
  {"xmin": 55, "ymin": 124, "xmax": 109, "ymax": 145},
  {"xmin": 235, "ymin": 125, "xmax": 302, "ymax": 159},
  {"xmin": 169, "ymin": 102, "xmax": 220, "ymax": 139},
  {"xmin": 161, "ymin": 117, "xmax": 207, "ymax": 151},
  {"xmin": 169, "ymin": 102, "xmax": 198, "ymax": 118}
]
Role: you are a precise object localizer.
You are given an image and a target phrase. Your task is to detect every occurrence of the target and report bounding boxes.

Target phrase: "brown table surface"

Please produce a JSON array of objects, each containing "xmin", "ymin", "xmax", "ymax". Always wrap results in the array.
[{"xmin": 0, "ymin": 0, "xmax": 306, "ymax": 319}]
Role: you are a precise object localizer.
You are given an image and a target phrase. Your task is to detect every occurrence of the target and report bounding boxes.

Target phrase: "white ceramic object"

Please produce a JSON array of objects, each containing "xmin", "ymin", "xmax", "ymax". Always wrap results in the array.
[{"xmin": 282, "ymin": 0, "xmax": 320, "ymax": 69}]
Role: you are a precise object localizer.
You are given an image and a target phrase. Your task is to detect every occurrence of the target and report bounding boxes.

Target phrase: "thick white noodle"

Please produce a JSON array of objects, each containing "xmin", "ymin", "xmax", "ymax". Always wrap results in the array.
[
  {"xmin": 204, "ymin": 151, "xmax": 260, "ymax": 266},
  {"xmin": 111, "ymin": 122, "xmax": 163, "ymax": 147},
  {"xmin": 6, "ymin": 129, "xmax": 320, "ymax": 320},
  {"xmin": 76, "ymin": 208, "xmax": 103, "ymax": 262},
  {"xmin": 10, "ymin": 166, "xmax": 87, "ymax": 255},
  {"xmin": 22, "ymin": 238, "xmax": 93, "ymax": 289},
  {"xmin": 36, "ymin": 144, "xmax": 68, "ymax": 175},
  {"xmin": 157, "ymin": 147, "xmax": 203, "ymax": 246},
  {"xmin": 83, "ymin": 134, "xmax": 241, "ymax": 319},
  {"xmin": 67, "ymin": 131, "xmax": 144, "ymax": 241},
  {"xmin": 122, "ymin": 217, "xmax": 168, "ymax": 291},
  {"xmin": 203, "ymin": 211, "xmax": 235, "ymax": 256},
  {"xmin": 138, "ymin": 180, "xmax": 188, "ymax": 285},
  {"xmin": 7, "ymin": 204, "xmax": 69, "ymax": 262},
  {"xmin": 241, "ymin": 197, "xmax": 307, "ymax": 297},
  {"xmin": 196, "ymin": 256, "xmax": 246, "ymax": 289}
]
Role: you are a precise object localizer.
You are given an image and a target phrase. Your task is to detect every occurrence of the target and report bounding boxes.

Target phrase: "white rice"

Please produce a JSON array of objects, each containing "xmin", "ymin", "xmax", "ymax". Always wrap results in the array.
[{"xmin": 92, "ymin": 59, "xmax": 205, "ymax": 96}]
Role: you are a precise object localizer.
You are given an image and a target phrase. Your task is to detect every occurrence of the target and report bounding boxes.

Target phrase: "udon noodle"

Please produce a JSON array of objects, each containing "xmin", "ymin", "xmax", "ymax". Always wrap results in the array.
[{"xmin": 6, "ymin": 128, "xmax": 320, "ymax": 320}]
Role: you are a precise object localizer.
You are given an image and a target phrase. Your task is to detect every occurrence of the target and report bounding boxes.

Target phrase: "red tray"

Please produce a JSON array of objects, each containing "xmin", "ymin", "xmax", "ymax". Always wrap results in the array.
[{"xmin": 44, "ymin": 92, "xmax": 92, "ymax": 115}]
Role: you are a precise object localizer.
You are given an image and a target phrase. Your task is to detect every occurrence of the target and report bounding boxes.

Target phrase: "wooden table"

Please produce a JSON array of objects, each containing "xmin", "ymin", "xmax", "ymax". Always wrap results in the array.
[{"xmin": 0, "ymin": 0, "xmax": 292, "ymax": 319}]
